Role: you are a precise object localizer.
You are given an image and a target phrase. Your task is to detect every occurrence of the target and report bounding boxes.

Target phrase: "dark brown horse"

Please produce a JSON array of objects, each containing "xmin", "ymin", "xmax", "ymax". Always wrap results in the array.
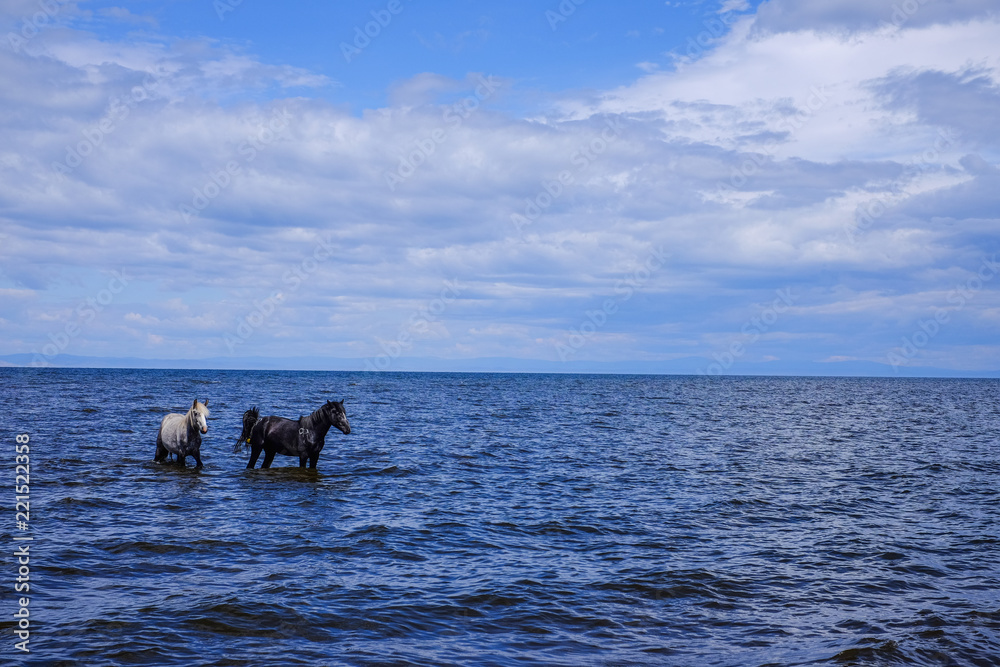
[{"xmin": 235, "ymin": 400, "xmax": 350, "ymax": 470}]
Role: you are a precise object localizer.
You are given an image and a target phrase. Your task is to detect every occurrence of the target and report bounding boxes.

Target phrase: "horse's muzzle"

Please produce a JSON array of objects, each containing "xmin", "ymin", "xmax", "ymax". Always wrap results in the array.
[{"xmin": 201, "ymin": 427, "xmax": 208, "ymax": 434}]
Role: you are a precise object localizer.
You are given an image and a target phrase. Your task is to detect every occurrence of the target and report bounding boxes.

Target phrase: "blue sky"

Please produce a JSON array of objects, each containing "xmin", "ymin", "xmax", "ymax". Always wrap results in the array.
[{"xmin": 0, "ymin": 0, "xmax": 998, "ymax": 373}]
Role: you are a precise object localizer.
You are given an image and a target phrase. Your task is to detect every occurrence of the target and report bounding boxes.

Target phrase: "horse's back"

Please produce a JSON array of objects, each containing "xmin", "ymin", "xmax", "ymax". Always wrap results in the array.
[
  {"xmin": 159, "ymin": 412, "xmax": 184, "ymax": 432},
  {"xmin": 264, "ymin": 416, "xmax": 299, "ymax": 437},
  {"xmin": 261, "ymin": 416, "xmax": 303, "ymax": 456}
]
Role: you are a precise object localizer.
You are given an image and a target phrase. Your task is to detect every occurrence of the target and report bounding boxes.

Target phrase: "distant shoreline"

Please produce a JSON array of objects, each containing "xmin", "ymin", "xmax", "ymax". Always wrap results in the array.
[{"xmin": 1, "ymin": 354, "xmax": 998, "ymax": 379}]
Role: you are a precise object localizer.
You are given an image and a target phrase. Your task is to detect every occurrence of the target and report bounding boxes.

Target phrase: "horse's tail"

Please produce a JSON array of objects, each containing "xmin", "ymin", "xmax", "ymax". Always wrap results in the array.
[{"xmin": 234, "ymin": 407, "xmax": 261, "ymax": 453}]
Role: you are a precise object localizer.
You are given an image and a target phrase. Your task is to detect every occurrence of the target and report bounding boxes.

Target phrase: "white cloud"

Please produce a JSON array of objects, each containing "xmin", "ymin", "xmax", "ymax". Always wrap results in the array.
[
  {"xmin": 752, "ymin": 0, "xmax": 999, "ymax": 35},
  {"xmin": 0, "ymin": 2, "xmax": 997, "ymax": 367},
  {"xmin": 718, "ymin": 0, "xmax": 751, "ymax": 13},
  {"xmin": 565, "ymin": 17, "xmax": 1000, "ymax": 163}
]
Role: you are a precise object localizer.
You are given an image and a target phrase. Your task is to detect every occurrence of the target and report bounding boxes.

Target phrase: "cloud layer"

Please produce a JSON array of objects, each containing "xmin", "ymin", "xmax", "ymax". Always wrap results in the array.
[{"xmin": 1, "ymin": 0, "xmax": 998, "ymax": 372}]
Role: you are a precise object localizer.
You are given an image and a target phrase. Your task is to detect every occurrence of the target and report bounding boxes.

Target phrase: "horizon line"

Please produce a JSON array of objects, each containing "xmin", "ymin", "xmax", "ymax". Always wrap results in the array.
[{"xmin": 1, "ymin": 353, "xmax": 998, "ymax": 379}]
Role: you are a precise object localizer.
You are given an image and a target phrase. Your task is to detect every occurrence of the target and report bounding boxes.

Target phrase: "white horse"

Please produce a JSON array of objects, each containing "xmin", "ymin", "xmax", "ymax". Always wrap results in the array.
[{"xmin": 155, "ymin": 399, "xmax": 210, "ymax": 468}]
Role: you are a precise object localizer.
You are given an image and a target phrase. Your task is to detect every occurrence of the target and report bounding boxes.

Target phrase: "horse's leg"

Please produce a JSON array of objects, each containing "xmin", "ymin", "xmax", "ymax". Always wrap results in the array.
[
  {"xmin": 299, "ymin": 455, "xmax": 307, "ymax": 468},
  {"xmin": 261, "ymin": 450, "xmax": 276, "ymax": 468},
  {"xmin": 308, "ymin": 453, "xmax": 319, "ymax": 469},
  {"xmin": 154, "ymin": 436, "xmax": 168, "ymax": 463},
  {"xmin": 193, "ymin": 452, "xmax": 203, "ymax": 469},
  {"xmin": 247, "ymin": 445, "xmax": 262, "ymax": 469},
  {"xmin": 177, "ymin": 454, "xmax": 186, "ymax": 467}
]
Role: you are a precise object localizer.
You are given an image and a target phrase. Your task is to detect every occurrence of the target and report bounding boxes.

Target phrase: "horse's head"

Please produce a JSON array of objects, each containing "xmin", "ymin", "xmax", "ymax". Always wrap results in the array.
[
  {"xmin": 325, "ymin": 399, "xmax": 350, "ymax": 435},
  {"xmin": 234, "ymin": 406, "xmax": 260, "ymax": 452},
  {"xmin": 191, "ymin": 398, "xmax": 210, "ymax": 434},
  {"xmin": 242, "ymin": 407, "xmax": 259, "ymax": 436}
]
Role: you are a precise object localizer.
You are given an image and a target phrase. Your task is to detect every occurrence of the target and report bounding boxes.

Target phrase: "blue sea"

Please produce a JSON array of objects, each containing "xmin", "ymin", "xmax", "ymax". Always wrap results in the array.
[{"xmin": 1, "ymin": 369, "xmax": 998, "ymax": 665}]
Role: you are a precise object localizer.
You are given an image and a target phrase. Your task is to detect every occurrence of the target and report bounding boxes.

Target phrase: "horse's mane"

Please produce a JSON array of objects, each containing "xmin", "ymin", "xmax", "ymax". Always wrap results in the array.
[{"xmin": 234, "ymin": 406, "xmax": 260, "ymax": 453}]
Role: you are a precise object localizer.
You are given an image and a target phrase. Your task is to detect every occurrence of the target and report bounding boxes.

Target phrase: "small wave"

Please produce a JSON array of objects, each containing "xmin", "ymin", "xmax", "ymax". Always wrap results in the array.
[
  {"xmin": 346, "ymin": 524, "xmax": 391, "ymax": 538},
  {"xmin": 832, "ymin": 639, "xmax": 904, "ymax": 663},
  {"xmin": 54, "ymin": 496, "xmax": 126, "ymax": 509},
  {"xmin": 103, "ymin": 540, "xmax": 196, "ymax": 555}
]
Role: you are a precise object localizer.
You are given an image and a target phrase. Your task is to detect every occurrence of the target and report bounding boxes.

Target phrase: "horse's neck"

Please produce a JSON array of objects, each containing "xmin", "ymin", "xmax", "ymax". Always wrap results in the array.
[
  {"xmin": 186, "ymin": 410, "xmax": 198, "ymax": 432},
  {"xmin": 302, "ymin": 410, "xmax": 332, "ymax": 436}
]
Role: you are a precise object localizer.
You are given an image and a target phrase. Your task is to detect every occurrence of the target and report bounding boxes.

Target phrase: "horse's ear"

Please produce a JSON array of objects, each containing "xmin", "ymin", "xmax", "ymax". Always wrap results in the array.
[
  {"xmin": 341, "ymin": 398, "xmax": 346, "ymax": 405},
  {"xmin": 204, "ymin": 398, "xmax": 209, "ymax": 407},
  {"xmin": 192, "ymin": 399, "xmax": 198, "ymax": 409}
]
